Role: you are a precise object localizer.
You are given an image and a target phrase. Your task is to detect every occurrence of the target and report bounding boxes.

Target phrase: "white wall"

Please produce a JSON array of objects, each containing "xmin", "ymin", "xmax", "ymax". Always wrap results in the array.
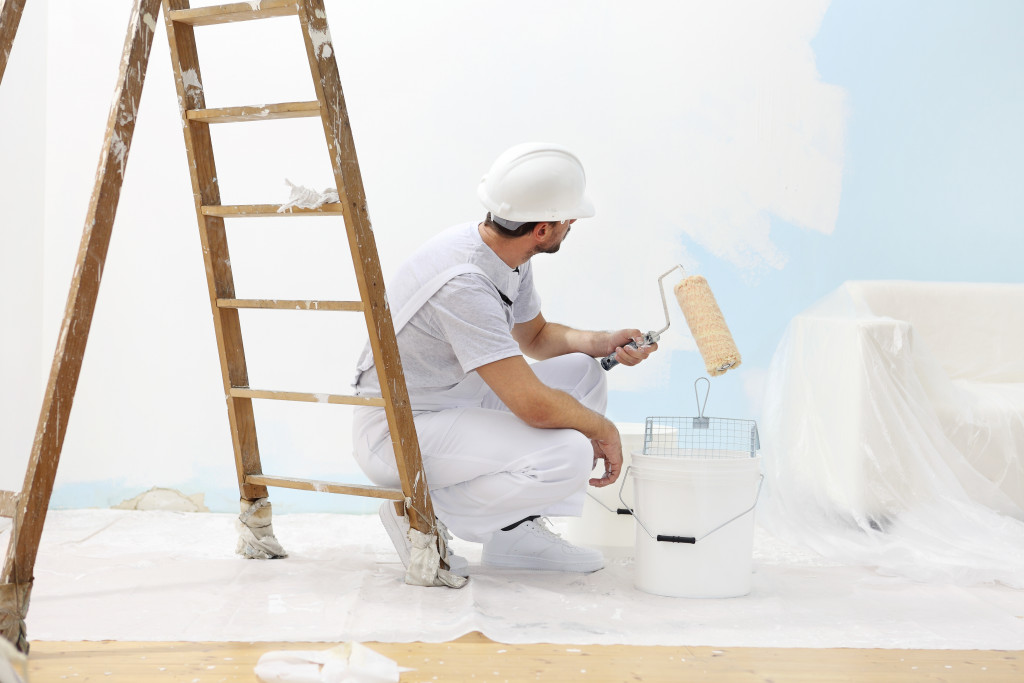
[
  {"xmin": 5, "ymin": 0, "xmax": 849, "ymax": 511},
  {"xmin": 0, "ymin": 0, "xmax": 46, "ymax": 493}
]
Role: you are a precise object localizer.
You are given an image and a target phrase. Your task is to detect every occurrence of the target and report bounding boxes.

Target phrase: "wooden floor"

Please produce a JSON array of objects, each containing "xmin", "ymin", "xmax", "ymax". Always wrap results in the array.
[{"xmin": 23, "ymin": 633, "xmax": 1022, "ymax": 682}]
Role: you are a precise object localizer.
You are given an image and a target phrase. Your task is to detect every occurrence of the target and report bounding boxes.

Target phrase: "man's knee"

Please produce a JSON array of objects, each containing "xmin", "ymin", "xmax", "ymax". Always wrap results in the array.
[
  {"xmin": 563, "ymin": 352, "xmax": 607, "ymax": 410},
  {"xmin": 535, "ymin": 351, "xmax": 605, "ymax": 399},
  {"xmin": 537, "ymin": 429, "xmax": 594, "ymax": 484}
]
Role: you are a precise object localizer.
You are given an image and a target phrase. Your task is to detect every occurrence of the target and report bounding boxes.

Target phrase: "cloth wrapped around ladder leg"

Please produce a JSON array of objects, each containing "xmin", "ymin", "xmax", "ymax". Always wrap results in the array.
[
  {"xmin": 0, "ymin": 581, "xmax": 31, "ymax": 655},
  {"xmin": 236, "ymin": 498, "xmax": 288, "ymax": 559},
  {"xmin": 675, "ymin": 275, "xmax": 742, "ymax": 376},
  {"xmin": 407, "ymin": 526, "xmax": 468, "ymax": 588},
  {"xmin": 404, "ymin": 499, "xmax": 468, "ymax": 588}
]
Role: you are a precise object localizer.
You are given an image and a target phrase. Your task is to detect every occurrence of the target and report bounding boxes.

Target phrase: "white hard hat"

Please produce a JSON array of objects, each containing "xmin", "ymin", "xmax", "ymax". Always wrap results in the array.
[{"xmin": 478, "ymin": 142, "xmax": 595, "ymax": 223}]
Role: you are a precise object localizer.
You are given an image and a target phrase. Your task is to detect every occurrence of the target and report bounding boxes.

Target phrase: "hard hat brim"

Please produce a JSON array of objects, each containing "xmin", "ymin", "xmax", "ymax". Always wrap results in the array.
[
  {"xmin": 571, "ymin": 194, "xmax": 596, "ymax": 220},
  {"xmin": 478, "ymin": 183, "xmax": 596, "ymax": 222}
]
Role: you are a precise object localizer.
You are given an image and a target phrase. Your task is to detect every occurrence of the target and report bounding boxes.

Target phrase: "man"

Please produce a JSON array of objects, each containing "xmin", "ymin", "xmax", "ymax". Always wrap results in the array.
[{"xmin": 352, "ymin": 142, "xmax": 657, "ymax": 576}]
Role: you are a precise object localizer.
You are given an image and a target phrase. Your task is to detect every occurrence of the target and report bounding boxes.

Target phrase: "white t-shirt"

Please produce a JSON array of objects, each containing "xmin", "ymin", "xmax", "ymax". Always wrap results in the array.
[{"xmin": 354, "ymin": 222, "xmax": 542, "ymax": 396}]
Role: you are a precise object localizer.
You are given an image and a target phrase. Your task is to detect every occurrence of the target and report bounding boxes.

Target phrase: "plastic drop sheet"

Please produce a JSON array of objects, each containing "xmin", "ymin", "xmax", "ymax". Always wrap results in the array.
[
  {"xmin": 6, "ymin": 510, "xmax": 1024, "ymax": 649},
  {"xmin": 760, "ymin": 281, "xmax": 1024, "ymax": 587}
]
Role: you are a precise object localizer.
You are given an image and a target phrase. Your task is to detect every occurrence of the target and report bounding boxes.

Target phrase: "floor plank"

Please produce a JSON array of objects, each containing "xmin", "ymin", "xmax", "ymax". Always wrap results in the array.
[{"xmin": 24, "ymin": 635, "xmax": 1022, "ymax": 682}]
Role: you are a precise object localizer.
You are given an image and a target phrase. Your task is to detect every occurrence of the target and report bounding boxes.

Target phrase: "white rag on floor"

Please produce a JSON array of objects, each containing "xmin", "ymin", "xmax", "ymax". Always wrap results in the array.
[
  {"xmin": 0, "ymin": 637, "xmax": 26, "ymax": 683},
  {"xmin": 254, "ymin": 642, "xmax": 410, "ymax": 683}
]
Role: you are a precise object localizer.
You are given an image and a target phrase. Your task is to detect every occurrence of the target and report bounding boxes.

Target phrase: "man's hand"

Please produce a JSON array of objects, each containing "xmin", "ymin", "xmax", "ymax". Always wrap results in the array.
[
  {"xmin": 589, "ymin": 419, "xmax": 623, "ymax": 487},
  {"xmin": 606, "ymin": 328, "xmax": 658, "ymax": 367},
  {"xmin": 476, "ymin": 358, "xmax": 625, "ymax": 486}
]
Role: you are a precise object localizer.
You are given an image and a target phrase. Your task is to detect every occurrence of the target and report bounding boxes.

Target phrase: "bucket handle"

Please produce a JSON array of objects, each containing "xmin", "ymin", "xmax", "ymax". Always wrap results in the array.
[
  {"xmin": 616, "ymin": 465, "xmax": 764, "ymax": 544},
  {"xmin": 585, "ymin": 490, "xmax": 635, "ymax": 516}
]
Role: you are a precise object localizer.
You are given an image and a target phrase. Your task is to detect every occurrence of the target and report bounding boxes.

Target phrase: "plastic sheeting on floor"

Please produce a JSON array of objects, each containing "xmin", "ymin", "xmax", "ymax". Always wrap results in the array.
[
  {"xmin": 5, "ymin": 510, "xmax": 1023, "ymax": 650},
  {"xmin": 760, "ymin": 281, "xmax": 1024, "ymax": 588}
]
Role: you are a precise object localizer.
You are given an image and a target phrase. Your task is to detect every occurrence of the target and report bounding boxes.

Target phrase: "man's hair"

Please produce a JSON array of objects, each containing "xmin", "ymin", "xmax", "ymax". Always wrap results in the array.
[{"xmin": 484, "ymin": 212, "xmax": 541, "ymax": 238}]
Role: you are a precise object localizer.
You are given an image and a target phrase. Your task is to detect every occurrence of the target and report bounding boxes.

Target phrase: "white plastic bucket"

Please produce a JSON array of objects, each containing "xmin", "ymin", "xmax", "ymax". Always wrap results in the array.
[{"xmin": 625, "ymin": 450, "xmax": 762, "ymax": 598}]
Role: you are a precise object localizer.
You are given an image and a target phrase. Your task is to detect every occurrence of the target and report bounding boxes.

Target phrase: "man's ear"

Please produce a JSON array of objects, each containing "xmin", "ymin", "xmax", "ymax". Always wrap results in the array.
[{"xmin": 533, "ymin": 222, "xmax": 552, "ymax": 239}]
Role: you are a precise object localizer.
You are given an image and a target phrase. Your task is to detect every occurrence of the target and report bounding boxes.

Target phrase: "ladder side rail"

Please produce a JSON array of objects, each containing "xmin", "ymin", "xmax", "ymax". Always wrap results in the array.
[
  {"xmin": 0, "ymin": 0, "xmax": 163, "ymax": 652},
  {"xmin": 295, "ymin": 0, "xmax": 436, "ymax": 534},
  {"xmin": 0, "ymin": 0, "xmax": 27, "ymax": 84},
  {"xmin": 162, "ymin": 0, "xmax": 267, "ymax": 501},
  {"xmin": 1, "ymin": 0, "xmax": 162, "ymax": 585}
]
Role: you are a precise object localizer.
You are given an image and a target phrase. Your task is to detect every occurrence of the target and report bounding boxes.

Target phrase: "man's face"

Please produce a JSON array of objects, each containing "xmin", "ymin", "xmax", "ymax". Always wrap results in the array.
[{"xmin": 536, "ymin": 219, "xmax": 576, "ymax": 255}]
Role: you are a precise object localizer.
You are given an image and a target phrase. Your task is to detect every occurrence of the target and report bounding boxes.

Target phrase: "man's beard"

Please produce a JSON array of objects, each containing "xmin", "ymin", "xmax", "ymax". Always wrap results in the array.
[{"xmin": 535, "ymin": 227, "xmax": 570, "ymax": 255}]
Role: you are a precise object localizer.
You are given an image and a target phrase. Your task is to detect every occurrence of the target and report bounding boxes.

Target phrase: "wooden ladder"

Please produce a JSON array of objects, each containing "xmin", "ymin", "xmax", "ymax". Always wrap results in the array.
[
  {"xmin": 1, "ymin": 0, "xmax": 446, "ymax": 654},
  {"xmin": 160, "ymin": 0, "xmax": 439, "ymax": 542},
  {"xmin": 0, "ymin": 0, "xmax": 26, "ymax": 84}
]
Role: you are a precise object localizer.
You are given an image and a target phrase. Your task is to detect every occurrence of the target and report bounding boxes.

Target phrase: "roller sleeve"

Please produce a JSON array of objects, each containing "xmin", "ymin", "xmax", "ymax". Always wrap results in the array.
[{"xmin": 674, "ymin": 276, "xmax": 742, "ymax": 376}]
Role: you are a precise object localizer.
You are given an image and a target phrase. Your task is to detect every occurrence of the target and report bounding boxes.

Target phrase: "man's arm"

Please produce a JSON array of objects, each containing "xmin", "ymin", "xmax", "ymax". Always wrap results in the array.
[
  {"xmin": 475, "ymin": 355, "xmax": 623, "ymax": 487},
  {"xmin": 512, "ymin": 312, "xmax": 657, "ymax": 366}
]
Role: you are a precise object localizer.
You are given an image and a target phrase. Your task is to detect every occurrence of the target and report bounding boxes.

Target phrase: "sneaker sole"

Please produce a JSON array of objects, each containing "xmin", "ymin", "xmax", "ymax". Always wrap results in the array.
[{"xmin": 481, "ymin": 552, "xmax": 603, "ymax": 573}]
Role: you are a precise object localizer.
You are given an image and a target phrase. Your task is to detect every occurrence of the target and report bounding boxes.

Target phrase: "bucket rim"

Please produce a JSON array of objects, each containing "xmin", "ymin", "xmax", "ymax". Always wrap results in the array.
[{"xmin": 633, "ymin": 450, "xmax": 761, "ymax": 461}]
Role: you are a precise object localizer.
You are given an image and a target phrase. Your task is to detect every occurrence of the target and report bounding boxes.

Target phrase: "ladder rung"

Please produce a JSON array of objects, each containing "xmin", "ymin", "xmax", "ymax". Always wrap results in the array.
[
  {"xmin": 169, "ymin": 0, "xmax": 298, "ymax": 26},
  {"xmin": 202, "ymin": 204, "xmax": 343, "ymax": 217},
  {"xmin": 187, "ymin": 101, "xmax": 320, "ymax": 124},
  {"xmin": 218, "ymin": 299, "xmax": 363, "ymax": 312},
  {"xmin": 0, "ymin": 490, "xmax": 19, "ymax": 518},
  {"xmin": 245, "ymin": 474, "xmax": 405, "ymax": 501},
  {"xmin": 230, "ymin": 388, "xmax": 385, "ymax": 407}
]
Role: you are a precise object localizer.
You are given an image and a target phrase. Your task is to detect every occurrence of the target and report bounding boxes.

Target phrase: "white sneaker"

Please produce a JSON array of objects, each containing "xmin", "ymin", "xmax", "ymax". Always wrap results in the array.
[
  {"xmin": 378, "ymin": 502, "xmax": 469, "ymax": 577},
  {"xmin": 482, "ymin": 517, "xmax": 604, "ymax": 573}
]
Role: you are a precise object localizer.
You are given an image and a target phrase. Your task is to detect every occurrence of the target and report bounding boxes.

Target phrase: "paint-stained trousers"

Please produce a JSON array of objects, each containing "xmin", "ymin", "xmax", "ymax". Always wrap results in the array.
[{"xmin": 352, "ymin": 353, "xmax": 607, "ymax": 542}]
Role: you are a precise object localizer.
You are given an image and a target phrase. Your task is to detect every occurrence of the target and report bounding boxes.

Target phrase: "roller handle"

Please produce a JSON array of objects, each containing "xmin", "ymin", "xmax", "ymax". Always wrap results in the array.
[{"xmin": 600, "ymin": 331, "xmax": 658, "ymax": 370}]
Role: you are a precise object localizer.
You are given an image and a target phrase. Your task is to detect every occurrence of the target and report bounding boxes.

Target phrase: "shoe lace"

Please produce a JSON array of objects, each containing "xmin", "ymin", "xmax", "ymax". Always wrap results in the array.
[{"xmin": 530, "ymin": 517, "xmax": 566, "ymax": 543}]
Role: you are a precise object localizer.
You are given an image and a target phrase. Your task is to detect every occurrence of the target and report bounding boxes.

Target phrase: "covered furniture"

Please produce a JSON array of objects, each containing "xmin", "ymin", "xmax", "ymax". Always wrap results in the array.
[{"xmin": 761, "ymin": 281, "xmax": 1024, "ymax": 586}]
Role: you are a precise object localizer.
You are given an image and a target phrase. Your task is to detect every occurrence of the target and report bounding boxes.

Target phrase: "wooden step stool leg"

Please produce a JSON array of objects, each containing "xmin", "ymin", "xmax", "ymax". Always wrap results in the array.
[
  {"xmin": 1, "ymin": 0, "xmax": 32, "ymax": 645},
  {"xmin": 161, "ymin": 0, "xmax": 285, "ymax": 558},
  {"xmin": 293, "ymin": 0, "xmax": 465, "ymax": 587},
  {"xmin": 295, "ymin": 0, "xmax": 438, "ymax": 537},
  {"xmin": 0, "ymin": 0, "xmax": 27, "ymax": 84},
  {"xmin": 0, "ymin": 0, "xmax": 163, "ymax": 652}
]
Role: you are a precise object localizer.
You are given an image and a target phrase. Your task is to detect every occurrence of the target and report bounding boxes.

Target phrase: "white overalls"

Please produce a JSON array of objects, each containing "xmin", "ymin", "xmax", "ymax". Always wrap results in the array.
[{"xmin": 351, "ymin": 227, "xmax": 608, "ymax": 543}]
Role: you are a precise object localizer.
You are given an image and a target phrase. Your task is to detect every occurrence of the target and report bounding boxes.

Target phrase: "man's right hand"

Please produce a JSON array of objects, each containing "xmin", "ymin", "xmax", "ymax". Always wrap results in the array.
[
  {"xmin": 589, "ymin": 420, "xmax": 622, "ymax": 487},
  {"xmin": 476, "ymin": 356, "xmax": 623, "ymax": 485}
]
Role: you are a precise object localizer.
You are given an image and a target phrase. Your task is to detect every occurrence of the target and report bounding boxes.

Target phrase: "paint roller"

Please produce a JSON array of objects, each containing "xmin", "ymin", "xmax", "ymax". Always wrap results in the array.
[{"xmin": 600, "ymin": 265, "xmax": 742, "ymax": 376}]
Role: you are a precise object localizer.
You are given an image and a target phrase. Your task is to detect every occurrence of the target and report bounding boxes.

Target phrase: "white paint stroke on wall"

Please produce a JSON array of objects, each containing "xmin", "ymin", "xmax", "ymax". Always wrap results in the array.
[
  {"xmin": 282, "ymin": 0, "xmax": 848, "ymax": 395},
  {"xmin": 9, "ymin": 0, "xmax": 846, "ymax": 502},
  {"xmin": 516, "ymin": 0, "xmax": 847, "ymax": 391},
  {"xmin": 667, "ymin": 1, "xmax": 846, "ymax": 272}
]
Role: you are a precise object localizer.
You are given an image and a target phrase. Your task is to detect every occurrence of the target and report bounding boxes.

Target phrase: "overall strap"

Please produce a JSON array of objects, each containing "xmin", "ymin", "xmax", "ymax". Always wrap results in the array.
[{"xmin": 355, "ymin": 264, "xmax": 488, "ymax": 378}]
